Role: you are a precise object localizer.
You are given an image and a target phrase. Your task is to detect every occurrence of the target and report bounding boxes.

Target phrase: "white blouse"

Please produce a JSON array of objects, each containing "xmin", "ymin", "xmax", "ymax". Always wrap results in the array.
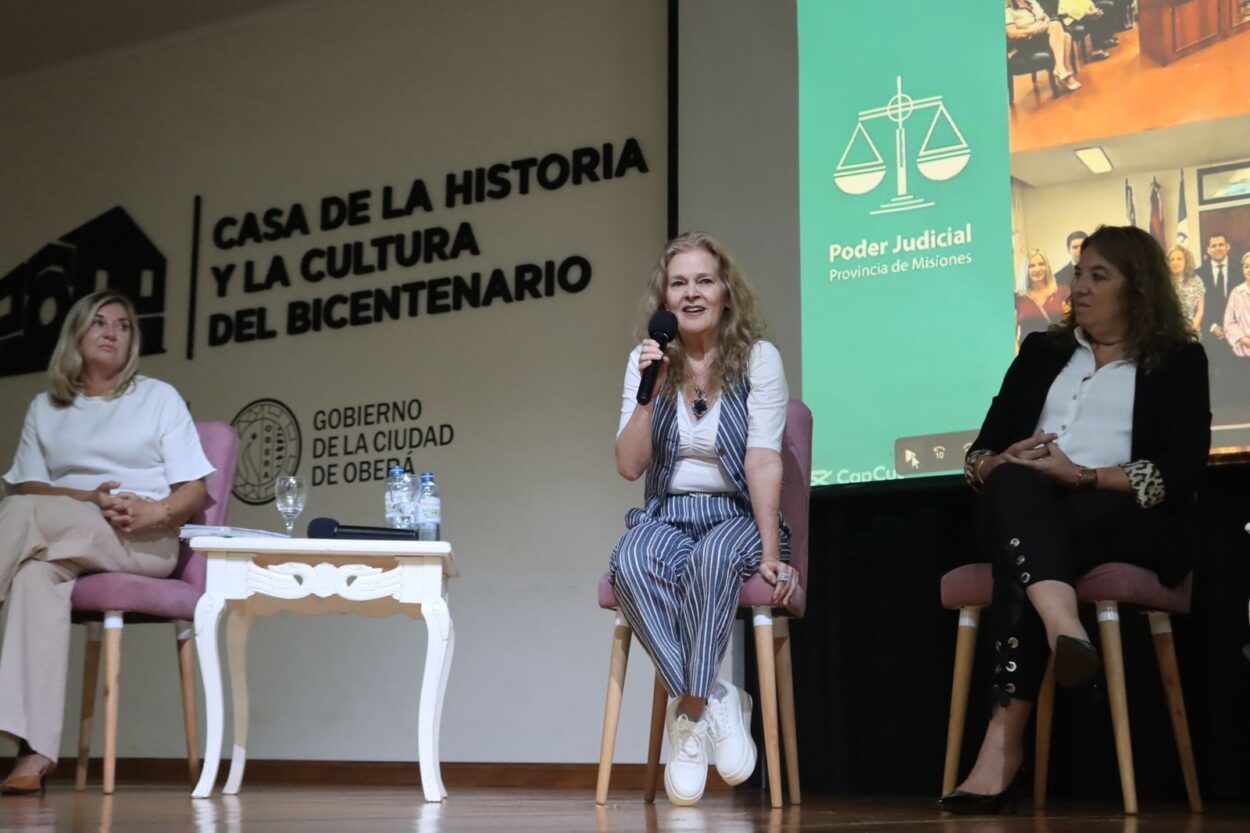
[
  {"xmin": 4, "ymin": 376, "xmax": 215, "ymax": 501},
  {"xmin": 618, "ymin": 341, "xmax": 788, "ymax": 494},
  {"xmin": 1033, "ymin": 328, "xmax": 1136, "ymax": 468}
]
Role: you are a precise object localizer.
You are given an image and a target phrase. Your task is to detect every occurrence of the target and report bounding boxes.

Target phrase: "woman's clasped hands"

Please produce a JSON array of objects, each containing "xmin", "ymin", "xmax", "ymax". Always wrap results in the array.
[
  {"xmin": 998, "ymin": 430, "xmax": 1081, "ymax": 485},
  {"xmin": 93, "ymin": 481, "xmax": 167, "ymax": 532}
]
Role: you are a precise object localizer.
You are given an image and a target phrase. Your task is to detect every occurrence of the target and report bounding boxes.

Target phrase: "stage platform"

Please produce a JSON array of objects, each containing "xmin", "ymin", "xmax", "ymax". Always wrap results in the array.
[{"xmin": 1, "ymin": 787, "xmax": 1245, "ymax": 832}]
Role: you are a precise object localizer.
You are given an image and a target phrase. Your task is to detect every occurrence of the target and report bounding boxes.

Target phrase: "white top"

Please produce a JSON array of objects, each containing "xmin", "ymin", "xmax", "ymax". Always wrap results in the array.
[
  {"xmin": 4, "ymin": 376, "xmax": 216, "ymax": 500},
  {"xmin": 618, "ymin": 340, "xmax": 788, "ymax": 494},
  {"xmin": 1033, "ymin": 328, "xmax": 1136, "ymax": 468}
]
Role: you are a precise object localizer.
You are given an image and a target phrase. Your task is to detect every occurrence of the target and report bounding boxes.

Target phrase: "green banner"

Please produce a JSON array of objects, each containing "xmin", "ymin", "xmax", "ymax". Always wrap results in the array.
[{"xmin": 799, "ymin": 1, "xmax": 1016, "ymax": 485}]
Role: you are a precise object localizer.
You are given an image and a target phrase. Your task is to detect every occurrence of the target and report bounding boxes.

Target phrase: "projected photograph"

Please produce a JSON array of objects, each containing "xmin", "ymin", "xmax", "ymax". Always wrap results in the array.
[
  {"xmin": 1010, "ymin": 112, "xmax": 1250, "ymax": 456},
  {"xmin": 1005, "ymin": 0, "xmax": 1250, "ymax": 153}
]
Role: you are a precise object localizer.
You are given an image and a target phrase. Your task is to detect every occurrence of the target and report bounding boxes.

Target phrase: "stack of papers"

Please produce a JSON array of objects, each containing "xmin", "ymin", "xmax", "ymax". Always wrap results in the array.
[{"xmin": 180, "ymin": 525, "xmax": 289, "ymax": 540}]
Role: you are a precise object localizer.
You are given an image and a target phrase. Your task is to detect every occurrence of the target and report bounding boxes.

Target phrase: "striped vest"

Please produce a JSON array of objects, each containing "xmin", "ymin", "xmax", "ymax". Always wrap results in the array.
[{"xmin": 638, "ymin": 379, "xmax": 789, "ymax": 548}]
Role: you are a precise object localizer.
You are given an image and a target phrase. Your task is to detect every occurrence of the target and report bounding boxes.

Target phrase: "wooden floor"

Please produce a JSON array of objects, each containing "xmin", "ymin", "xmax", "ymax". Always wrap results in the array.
[
  {"xmin": 1009, "ymin": 26, "xmax": 1250, "ymax": 153},
  {"xmin": 1, "ymin": 788, "xmax": 1247, "ymax": 833}
]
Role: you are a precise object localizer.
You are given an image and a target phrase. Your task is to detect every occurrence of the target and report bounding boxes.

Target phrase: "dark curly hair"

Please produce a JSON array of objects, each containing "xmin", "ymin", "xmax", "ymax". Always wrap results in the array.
[{"xmin": 1053, "ymin": 225, "xmax": 1194, "ymax": 370}]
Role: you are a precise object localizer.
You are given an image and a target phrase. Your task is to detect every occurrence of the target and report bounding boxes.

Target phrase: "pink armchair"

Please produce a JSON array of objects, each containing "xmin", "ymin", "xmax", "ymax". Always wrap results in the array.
[
  {"xmin": 71, "ymin": 421, "xmax": 239, "ymax": 794},
  {"xmin": 939, "ymin": 559, "xmax": 1202, "ymax": 813}
]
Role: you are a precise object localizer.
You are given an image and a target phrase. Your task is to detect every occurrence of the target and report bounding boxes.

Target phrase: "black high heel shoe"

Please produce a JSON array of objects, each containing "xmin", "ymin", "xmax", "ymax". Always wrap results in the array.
[
  {"xmin": 936, "ymin": 767, "xmax": 1026, "ymax": 815},
  {"xmin": 1054, "ymin": 634, "xmax": 1101, "ymax": 688}
]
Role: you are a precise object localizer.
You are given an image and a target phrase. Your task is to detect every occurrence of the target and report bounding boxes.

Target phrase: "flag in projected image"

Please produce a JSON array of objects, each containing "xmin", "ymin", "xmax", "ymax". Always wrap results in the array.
[
  {"xmin": 1125, "ymin": 179, "xmax": 1137, "ymax": 227},
  {"xmin": 1176, "ymin": 170, "xmax": 1192, "ymax": 254},
  {"xmin": 1149, "ymin": 177, "xmax": 1164, "ymax": 242}
]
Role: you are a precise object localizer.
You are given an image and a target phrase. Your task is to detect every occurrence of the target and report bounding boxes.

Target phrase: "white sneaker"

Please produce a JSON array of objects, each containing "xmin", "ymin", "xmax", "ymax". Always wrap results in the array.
[
  {"xmin": 664, "ymin": 704, "xmax": 709, "ymax": 806},
  {"xmin": 705, "ymin": 680, "xmax": 757, "ymax": 786}
]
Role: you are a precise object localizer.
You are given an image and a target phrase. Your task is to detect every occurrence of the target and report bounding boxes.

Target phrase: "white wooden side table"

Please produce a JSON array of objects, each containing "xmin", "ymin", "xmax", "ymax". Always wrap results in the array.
[{"xmin": 187, "ymin": 537, "xmax": 458, "ymax": 801}]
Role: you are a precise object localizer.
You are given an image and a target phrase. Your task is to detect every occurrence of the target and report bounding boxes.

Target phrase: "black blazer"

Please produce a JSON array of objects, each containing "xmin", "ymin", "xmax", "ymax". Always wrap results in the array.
[{"xmin": 970, "ymin": 331, "xmax": 1211, "ymax": 585}]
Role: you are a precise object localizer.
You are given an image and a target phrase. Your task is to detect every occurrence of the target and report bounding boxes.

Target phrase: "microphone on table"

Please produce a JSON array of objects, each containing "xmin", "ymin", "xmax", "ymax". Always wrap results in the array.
[
  {"xmin": 307, "ymin": 517, "xmax": 418, "ymax": 540},
  {"xmin": 636, "ymin": 308, "xmax": 679, "ymax": 405}
]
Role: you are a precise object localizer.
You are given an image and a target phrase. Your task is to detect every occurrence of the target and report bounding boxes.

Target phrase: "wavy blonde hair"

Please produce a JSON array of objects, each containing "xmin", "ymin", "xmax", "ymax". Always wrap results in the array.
[
  {"xmin": 48, "ymin": 290, "xmax": 142, "ymax": 407},
  {"xmin": 634, "ymin": 231, "xmax": 769, "ymax": 394},
  {"xmin": 1166, "ymin": 244, "xmax": 1198, "ymax": 280},
  {"xmin": 1022, "ymin": 248, "xmax": 1057, "ymax": 297}
]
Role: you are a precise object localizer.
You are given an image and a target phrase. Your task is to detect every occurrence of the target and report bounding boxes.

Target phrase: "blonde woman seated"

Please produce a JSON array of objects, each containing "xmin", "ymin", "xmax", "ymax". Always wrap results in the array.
[
  {"xmin": 0, "ymin": 291, "xmax": 214, "ymax": 795},
  {"xmin": 612, "ymin": 232, "xmax": 795, "ymax": 806},
  {"xmin": 1167, "ymin": 244, "xmax": 1205, "ymax": 335},
  {"xmin": 1007, "ymin": 0, "xmax": 1081, "ymax": 92}
]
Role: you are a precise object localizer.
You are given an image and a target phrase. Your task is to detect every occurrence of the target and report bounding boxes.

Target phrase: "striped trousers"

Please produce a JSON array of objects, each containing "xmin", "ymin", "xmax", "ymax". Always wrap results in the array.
[{"xmin": 610, "ymin": 493, "xmax": 788, "ymax": 699}]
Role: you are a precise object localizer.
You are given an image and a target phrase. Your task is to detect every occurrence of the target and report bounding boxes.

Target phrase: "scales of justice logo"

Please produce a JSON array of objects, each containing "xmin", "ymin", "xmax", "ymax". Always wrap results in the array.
[{"xmin": 834, "ymin": 76, "xmax": 970, "ymax": 215}]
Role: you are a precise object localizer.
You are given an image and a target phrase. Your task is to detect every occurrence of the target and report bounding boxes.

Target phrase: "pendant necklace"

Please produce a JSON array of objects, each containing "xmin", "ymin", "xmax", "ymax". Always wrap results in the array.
[{"xmin": 692, "ymin": 386, "xmax": 709, "ymax": 419}]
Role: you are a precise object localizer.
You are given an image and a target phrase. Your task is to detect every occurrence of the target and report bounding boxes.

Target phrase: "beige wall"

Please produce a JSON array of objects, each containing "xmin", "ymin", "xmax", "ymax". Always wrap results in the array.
[
  {"xmin": 0, "ymin": 0, "xmax": 668, "ymax": 763},
  {"xmin": 678, "ymin": 0, "xmax": 801, "ymax": 390}
]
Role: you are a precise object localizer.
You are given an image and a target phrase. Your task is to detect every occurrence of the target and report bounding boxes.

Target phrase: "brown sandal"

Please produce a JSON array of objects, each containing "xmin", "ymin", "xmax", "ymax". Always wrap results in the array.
[{"xmin": 1, "ymin": 750, "xmax": 56, "ymax": 796}]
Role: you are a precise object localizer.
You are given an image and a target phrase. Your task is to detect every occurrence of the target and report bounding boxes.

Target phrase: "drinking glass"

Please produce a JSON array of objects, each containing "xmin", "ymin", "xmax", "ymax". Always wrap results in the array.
[
  {"xmin": 273, "ymin": 475, "xmax": 308, "ymax": 536},
  {"xmin": 386, "ymin": 471, "xmax": 418, "ymax": 530}
]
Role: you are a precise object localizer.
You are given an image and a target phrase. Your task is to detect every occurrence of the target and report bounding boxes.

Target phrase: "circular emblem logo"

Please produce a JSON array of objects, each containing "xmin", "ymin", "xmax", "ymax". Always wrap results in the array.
[{"xmin": 230, "ymin": 398, "xmax": 302, "ymax": 505}]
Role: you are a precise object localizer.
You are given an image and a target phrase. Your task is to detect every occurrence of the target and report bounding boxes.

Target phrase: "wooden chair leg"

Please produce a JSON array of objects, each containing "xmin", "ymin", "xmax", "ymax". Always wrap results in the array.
[
  {"xmin": 595, "ymin": 617, "xmax": 632, "ymax": 805},
  {"xmin": 76, "ymin": 622, "xmax": 103, "ymax": 790},
  {"xmin": 1097, "ymin": 601, "xmax": 1138, "ymax": 814},
  {"xmin": 1148, "ymin": 612, "xmax": 1203, "ymax": 813},
  {"xmin": 753, "ymin": 606, "xmax": 783, "ymax": 809},
  {"xmin": 942, "ymin": 607, "xmax": 980, "ymax": 795},
  {"xmin": 774, "ymin": 618, "xmax": 801, "ymax": 805},
  {"xmin": 175, "ymin": 620, "xmax": 201, "ymax": 787},
  {"xmin": 643, "ymin": 672, "xmax": 666, "ymax": 803},
  {"xmin": 1033, "ymin": 657, "xmax": 1056, "ymax": 809},
  {"xmin": 102, "ymin": 612, "xmax": 124, "ymax": 795}
]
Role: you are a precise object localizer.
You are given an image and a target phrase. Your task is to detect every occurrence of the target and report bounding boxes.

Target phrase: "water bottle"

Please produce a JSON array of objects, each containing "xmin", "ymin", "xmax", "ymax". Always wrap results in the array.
[
  {"xmin": 384, "ymin": 466, "xmax": 412, "ymax": 529},
  {"xmin": 416, "ymin": 471, "xmax": 441, "ymax": 541}
]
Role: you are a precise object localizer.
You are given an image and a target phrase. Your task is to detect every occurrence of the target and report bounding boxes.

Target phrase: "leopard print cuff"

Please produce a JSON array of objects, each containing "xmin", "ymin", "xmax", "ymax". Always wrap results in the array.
[
  {"xmin": 964, "ymin": 449, "xmax": 994, "ymax": 490},
  {"xmin": 1121, "ymin": 460, "xmax": 1165, "ymax": 509}
]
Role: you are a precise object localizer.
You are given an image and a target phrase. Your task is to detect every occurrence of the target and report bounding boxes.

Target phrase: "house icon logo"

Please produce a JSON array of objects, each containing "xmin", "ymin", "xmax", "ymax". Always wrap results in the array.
[{"xmin": 0, "ymin": 207, "xmax": 167, "ymax": 377}]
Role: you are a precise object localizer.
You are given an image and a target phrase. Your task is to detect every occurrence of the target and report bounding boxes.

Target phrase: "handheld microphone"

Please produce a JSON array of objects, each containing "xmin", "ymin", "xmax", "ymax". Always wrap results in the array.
[
  {"xmin": 636, "ymin": 309, "xmax": 678, "ymax": 405},
  {"xmin": 307, "ymin": 517, "xmax": 419, "ymax": 540}
]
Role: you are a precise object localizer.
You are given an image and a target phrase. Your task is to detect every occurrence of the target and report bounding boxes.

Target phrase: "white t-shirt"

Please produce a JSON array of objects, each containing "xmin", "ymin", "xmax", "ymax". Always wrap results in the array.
[
  {"xmin": 1033, "ymin": 328, "xmax": 1136, "ymax": 468},
  {"xmin": 4, "ymin": 376, "xmax": 216, "ymax": 501},
  {"xmin": 618, "ymin": 341, "xmax": 789, "ymax": 494}
]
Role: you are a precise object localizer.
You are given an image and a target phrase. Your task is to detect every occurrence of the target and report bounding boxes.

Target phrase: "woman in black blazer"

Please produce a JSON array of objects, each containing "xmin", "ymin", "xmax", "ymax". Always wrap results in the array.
[{"xmin": 939, "ymin": 226, "xmax": 1211, "ymax": 813}]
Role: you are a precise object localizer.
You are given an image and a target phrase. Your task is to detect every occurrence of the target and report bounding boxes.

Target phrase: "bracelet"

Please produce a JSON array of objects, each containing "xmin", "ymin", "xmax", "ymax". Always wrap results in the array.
[
  {"xmin": 974, "ymin": 454, "xmax": 992, "ymax": 486},
  {"xmin": 1075, "ymin": 466, "xmax": 1099, "ymax": 491},
  {"xmin": 161, "ymin": 500, "xmax": 175, "ymax": 526}
]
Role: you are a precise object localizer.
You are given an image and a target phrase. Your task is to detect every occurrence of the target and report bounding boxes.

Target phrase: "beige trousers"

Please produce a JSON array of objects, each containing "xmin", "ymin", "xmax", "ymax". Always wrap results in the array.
[{"xmin": 0, "ymin": 495, "xmax": 178, "ymax": 761}]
